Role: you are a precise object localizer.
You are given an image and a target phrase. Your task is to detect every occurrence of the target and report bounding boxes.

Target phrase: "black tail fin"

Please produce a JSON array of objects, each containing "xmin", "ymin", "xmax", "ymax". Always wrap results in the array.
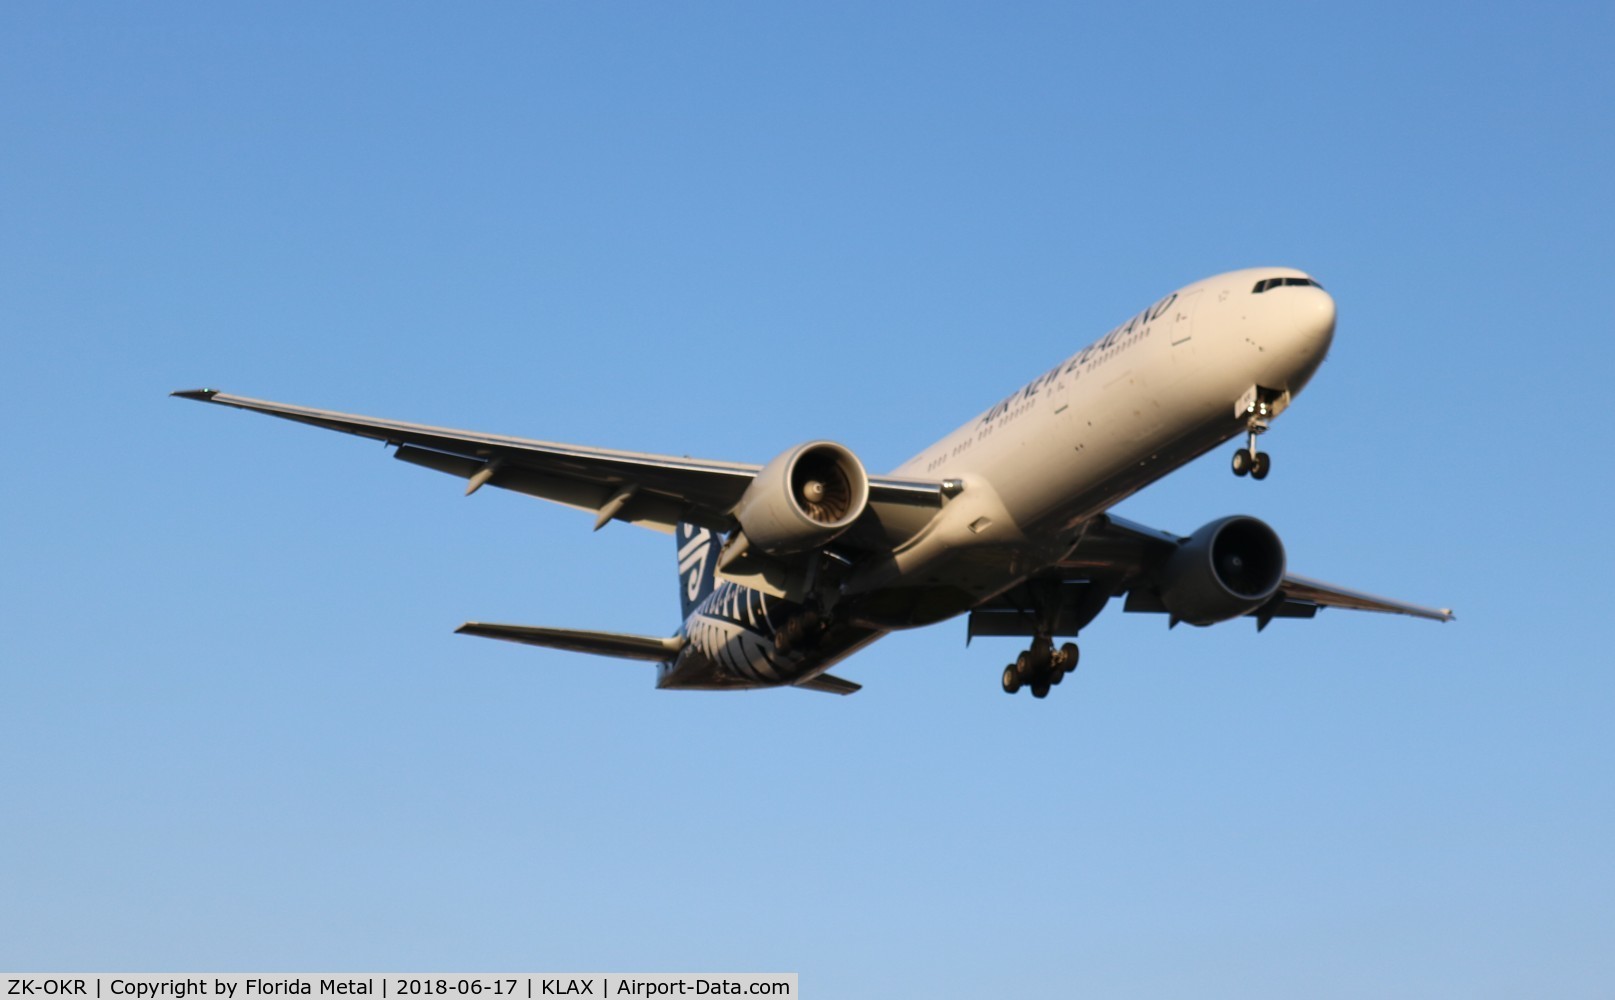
[{"xmin": 676, "ymin": 522, "xmax": 719, "ymax": 618}]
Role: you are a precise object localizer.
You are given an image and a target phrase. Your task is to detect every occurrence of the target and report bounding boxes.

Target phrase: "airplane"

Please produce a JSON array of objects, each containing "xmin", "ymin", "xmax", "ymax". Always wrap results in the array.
[{"xmin": 175, "ymin": 266, "xmax": 1453, "ymax": 700}]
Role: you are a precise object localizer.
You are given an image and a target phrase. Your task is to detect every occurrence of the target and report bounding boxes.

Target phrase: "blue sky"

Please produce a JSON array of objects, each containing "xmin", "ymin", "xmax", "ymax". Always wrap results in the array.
[{"xmin": 4, "ymin": 2, "xmax": 1613, "ymax": 995}]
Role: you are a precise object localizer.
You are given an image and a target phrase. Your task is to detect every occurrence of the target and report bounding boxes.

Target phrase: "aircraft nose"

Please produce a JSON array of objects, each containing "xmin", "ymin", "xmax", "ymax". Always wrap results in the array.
[{"xmin": 1290, "ymin": 287, "xmax": 1336, "ymax": 362}]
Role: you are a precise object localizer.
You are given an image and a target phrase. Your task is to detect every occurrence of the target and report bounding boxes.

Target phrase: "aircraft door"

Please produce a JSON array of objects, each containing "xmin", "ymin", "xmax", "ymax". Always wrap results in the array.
[{"xmin": 1165, "ymin": 290, "xmax": 1202, "ymax": 375}]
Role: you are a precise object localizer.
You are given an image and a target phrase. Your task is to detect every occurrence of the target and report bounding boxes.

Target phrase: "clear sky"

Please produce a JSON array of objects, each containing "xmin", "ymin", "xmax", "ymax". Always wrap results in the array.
[{"xmin": 4, "ymin": 2, "xmax": 1613, "ymax": 996}]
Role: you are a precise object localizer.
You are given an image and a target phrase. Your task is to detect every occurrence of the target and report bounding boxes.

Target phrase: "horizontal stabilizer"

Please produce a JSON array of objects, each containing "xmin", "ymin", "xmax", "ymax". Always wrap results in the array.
[
  {"xmin": 456, "ymin": 622, "xmax": 683, "ymax": 662},
  {"xmin": 796, "ymin": 673, "xmax": 862, "ymax": 695}
]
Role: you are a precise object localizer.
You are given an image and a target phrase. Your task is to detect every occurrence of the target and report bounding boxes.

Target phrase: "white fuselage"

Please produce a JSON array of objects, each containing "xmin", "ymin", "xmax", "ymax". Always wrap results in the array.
[
  {"xmin": 848, "ymin": 267, "xmax": 1336, "ymax": 599},
  {"xmin": 666, "ymin": 267, "xmax": 1337, "ymax": 689}
]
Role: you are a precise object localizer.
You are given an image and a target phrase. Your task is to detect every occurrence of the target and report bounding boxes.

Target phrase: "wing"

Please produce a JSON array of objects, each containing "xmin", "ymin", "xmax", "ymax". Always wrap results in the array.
[
  {"xmin": 975, "ymin": 513, "xmax": 1454, "ymax": 634},
  {"xmin": 174, "ymin": 389, "xmax": 944, "ymax": 539},
  {"xmin": 1273, "ymin": 573, "xmax": 1456, "ymax": 622},
  {"xmin": 1091, "ymin": 514, "xmax": 1454, "ymax": 623}
]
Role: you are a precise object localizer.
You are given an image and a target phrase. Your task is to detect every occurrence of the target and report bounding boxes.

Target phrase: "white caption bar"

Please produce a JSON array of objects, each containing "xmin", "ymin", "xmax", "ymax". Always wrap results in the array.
[{"xmin": 1, "ymin": 977, "xmax": 796, "ymax": 1000}]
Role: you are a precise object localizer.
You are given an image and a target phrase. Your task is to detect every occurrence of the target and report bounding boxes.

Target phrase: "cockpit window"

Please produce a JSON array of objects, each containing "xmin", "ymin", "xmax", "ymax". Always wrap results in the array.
[{"xmin": 1253, "ymin": 276, "xmax": 1324, "ymax": 294}]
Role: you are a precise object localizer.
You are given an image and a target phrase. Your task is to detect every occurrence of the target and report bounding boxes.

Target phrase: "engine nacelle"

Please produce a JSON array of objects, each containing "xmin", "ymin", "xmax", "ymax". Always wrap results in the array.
[
  {"xmin": 732, "ymin": 441, "xmax": 870, "ymax": 555},
  {"xmin": 1158, "ymin": 515, "xmax": 1286, "ymax": 626}
]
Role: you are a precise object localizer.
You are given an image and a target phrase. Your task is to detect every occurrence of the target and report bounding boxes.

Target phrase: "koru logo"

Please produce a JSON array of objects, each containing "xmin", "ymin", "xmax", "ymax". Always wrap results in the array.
[{"xmin": 678, "ymin": 524, "xmax": 712, "ymax": 602}]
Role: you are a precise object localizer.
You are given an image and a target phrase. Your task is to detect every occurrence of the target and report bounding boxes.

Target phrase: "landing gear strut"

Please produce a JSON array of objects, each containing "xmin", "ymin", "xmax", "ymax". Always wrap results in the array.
[{"xmin": 1001, "ymin": 636, "xmax": 1079, "ymax": 697}]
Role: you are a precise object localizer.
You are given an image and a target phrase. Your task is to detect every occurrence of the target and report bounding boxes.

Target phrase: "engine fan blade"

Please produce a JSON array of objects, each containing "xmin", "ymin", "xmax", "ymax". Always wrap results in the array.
[{"xmin": 800, "ymin": 470, "xmax": 851, "ymax": 524}]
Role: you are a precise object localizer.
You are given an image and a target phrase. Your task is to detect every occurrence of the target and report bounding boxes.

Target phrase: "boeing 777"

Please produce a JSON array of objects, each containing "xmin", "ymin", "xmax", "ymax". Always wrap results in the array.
[{"xmin": 175, "ymin": 266, "xmax": 1452, "ymax": 699}]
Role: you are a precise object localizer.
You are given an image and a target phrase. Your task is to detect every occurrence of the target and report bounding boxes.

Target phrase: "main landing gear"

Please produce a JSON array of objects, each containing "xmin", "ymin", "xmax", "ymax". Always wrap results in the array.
[
  {"xmin": 1000, "ymin": 637, "xmax": 1079, "ymax": 698},
  {"xmin": 773, "ymin": 607, "xmax": 823, "ymax": 656}
]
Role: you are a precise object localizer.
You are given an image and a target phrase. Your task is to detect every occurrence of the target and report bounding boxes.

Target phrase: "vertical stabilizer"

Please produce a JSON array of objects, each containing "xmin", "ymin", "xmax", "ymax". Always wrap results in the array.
[{"xmin": 676, "ymin": 522, "xmax": 719, "ymax": 618}]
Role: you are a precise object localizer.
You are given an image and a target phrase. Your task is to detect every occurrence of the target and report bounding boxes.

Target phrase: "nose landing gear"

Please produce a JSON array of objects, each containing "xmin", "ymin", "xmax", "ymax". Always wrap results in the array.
[
  {"xmin": 1231, "ymin": 430, "xmax": 1271, "ymax": 480},
  {"xmin": 1000, "ymin": 637, "xmax": 1079, "ymax": 698},
  {"xmin": 1231, "ymin": 386, "xmax": 1285, "ymax": 480}
]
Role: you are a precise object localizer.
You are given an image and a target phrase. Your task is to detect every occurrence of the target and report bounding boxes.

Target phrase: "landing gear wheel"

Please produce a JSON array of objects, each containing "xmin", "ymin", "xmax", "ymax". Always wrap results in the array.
[
  {"xmin": 1250, "ymin": 451, "xmax": 1271, "ymax": 480},
  {"xmin": 1015, "ymin": 651, "xmax": 1033, "ymax": 680},
  {"xmin": 1001, "ymin": 665, "xmax": 1022, "ymax": 694},
  {"xmin": 1059, "ymin": 642, "xmax": 1080, "ymax": 672},
  {"xmin": 1231, "ymin": 449, "xmax": 1251, "ymax": 476},
  {"xmin": 1031, "ymin": 682, "xmax": 1050, "ymax": 699},
  {"xmin": 1048, "ymin": 669, "xmax": 1063, "ymax": 686}
]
